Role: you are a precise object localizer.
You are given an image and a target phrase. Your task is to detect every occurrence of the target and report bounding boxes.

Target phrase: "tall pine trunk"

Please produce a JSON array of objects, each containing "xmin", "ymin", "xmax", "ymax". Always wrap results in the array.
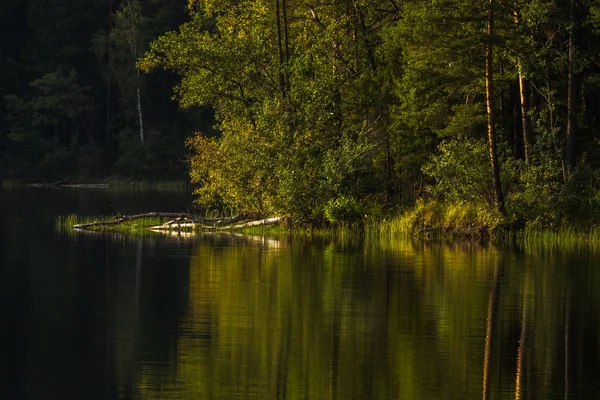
[
  {"xmin": 566, "ymin": 0, "xmax": 577, "ymax": 170},
  {"xmin": 514, "ymin": 1, "xmax": 531, "ymax": 164},
  {"xmin": 486, "ymin": 0, "xmax": 506, "ymax": 215}
]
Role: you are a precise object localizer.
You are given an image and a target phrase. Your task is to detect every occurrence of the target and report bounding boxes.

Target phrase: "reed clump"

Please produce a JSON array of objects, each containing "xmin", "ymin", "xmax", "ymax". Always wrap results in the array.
[{"xmin": 373, "ymin": 200, "xmax": 501, "ymax": 239}]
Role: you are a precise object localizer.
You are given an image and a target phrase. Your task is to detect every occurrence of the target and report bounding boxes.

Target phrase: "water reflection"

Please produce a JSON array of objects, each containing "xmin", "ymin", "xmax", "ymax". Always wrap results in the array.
[
  {"xmin": 3, "ymin": 191, "xmax": 600, "ymax": 400},
  {"xmin": 115, "ymin": 237, "xmax": 600, "ymax": 400}
]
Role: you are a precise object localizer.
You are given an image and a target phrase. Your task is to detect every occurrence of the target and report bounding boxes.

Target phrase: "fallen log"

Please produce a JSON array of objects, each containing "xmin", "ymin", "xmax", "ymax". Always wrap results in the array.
[
  {"xmin": 73, "ymin": 213, "xmax": 197, "ymax": 229},
  {"xmin": 71, "ymin": 212, "xmax": 278, "ymax": 232},
  {"xmin": 148, "ymin": 216, "xmax": 281, "ymax": 232}
]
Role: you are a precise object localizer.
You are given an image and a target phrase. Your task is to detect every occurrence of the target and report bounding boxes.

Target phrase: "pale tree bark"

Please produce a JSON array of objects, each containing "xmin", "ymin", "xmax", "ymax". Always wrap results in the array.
[
  {"xmin": 128, "ymin": 0, "xmax": 144, "ymax": 145},
  {"xmin": 135, "ymin": 68, "xmax": 144, "ymax": 145},
  {"xmin": 486, "ymin": 0, "xmax": 506, "ymax": 215},
  {"xmin": 514, "ymin": 1, "xmax": 531, "ymax": 164}
]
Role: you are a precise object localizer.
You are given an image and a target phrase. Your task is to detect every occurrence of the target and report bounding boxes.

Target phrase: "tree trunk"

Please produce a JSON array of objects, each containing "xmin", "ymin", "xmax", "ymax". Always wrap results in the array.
[
  {"xmin": 135, "ymin": 68, "xmax": 144, "ymax": 145},
  {"xmin": 486, "ymin": 0, "xmax": 506, "ymax": 215},
  {"xmin": 129, "ymin": 0, "xmax": 144, "ymax": 145},
  {"xmin": 514, "ymin": 1, "xmax": 531, "ymax": 164},
  {"xmin": 566, "ymin": 0, "xmax": 577, "ymax": 170},
  {"xmin": 518, "ymin": 69, "xmax": 530, "ymax": 164},
  {"xmin": 106, "ymin": 0, "xmax": 113, "ymax": 174}
]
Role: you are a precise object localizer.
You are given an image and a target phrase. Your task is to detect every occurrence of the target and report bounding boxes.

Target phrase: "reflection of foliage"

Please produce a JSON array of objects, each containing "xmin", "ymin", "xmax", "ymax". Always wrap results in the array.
[{"xmin": 119, "ymin": 236, "xmax": 600, "ymax": 399}]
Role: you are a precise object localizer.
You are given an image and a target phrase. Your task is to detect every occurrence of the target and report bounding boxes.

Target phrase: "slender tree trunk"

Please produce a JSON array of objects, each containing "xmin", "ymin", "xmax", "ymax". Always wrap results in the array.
[
  {"xmin": 129, "ymin": 0, "xmax": 144, "ymax": 145},
  {"xmin": 274, "ymin": 0, "xmax": 285, "ymax": 98},
  {"xmin": 566, "ymin": 0, "xmax": 577, "ymax": 170},
  {"xmin": 135, "ymin": 67, "xmax": 144, "ymax": 145},
  {"xmin": 486, "ymin": 0, "xmax": 506, "ymax": 215},
  {"xmin": 514, "ymin": 1, "xmax": 531, "ymax": 164},
  {"xmin": 518, "ymin": 70, "xmax": 530, "ymax": 164},
  {"xmin": 106, "ymin": 0, "xmax": 113, "ymax": 174}
]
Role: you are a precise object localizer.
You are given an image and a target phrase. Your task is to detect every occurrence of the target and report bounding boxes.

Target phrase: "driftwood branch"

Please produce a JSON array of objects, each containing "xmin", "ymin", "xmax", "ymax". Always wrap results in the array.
[
  {"xmin": 148, "ymin": 216, "xmax": 281, "ymax": 231},
  {"xmin": 71, "ymin": 212, "xmax": 278, "ymax": 232},
  {"xmin": 73, "ymin": 213, "xmax": 197, "ymax": 229}
]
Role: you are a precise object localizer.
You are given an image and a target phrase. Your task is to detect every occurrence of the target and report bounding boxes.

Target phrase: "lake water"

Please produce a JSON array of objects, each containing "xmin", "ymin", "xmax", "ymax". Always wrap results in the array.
[{"xmin": 1, "ymin": 188, "xmax": 600, "ymax": 399}]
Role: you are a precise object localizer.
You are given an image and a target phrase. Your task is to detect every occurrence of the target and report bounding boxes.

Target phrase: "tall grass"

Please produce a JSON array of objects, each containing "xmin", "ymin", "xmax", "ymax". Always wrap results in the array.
[
  {"xmin": 370, "ymin": 200, "xmax": 501, "ymax": 240},
  {"xmin": 503, "ymin": 225, "xmax": 600, "ymax": 251}
]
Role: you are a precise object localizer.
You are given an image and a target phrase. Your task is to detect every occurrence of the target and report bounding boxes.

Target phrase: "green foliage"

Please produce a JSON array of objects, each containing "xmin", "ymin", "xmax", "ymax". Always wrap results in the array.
[
  {"xmin": 324, "ymin": 196, "xmax": 362, "ymax": 224},
  {"xmin": 424, "ymin": 137, "xmax": 493, "ymax": 206},
  {"xmin": 141, "ymin": 0, "xmax": 395, "ymax": 220}
]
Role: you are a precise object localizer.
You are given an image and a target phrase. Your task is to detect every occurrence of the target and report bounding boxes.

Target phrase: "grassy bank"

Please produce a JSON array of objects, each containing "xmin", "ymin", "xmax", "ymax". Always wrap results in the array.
[
  {"xmin": 370, "ymin": 200, "xmax": 501, "ymax": 240},
  {"xmin": 56, "ymin": 200, "xmax": 600, "ymax": 248},
  {"xmin": 365, "ymin": 199, "xmax": 600, "ymax": 248}
]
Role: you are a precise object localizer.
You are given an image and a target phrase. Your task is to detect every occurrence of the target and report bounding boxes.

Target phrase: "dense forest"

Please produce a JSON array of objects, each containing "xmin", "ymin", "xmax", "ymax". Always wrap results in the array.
[
  {"xmin": 4, "ymin": 0, "xmax": 600, "ymax": 228},
  {"xmin": 0, "ymin": 0, "xmax": 215, "ymax": 182}
]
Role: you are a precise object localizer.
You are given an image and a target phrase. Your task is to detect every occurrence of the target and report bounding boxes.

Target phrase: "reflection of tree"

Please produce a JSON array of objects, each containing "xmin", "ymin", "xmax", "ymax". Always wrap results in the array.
[
  {"xmin": 122, "ymin": 238, "xmax": 600, "ymax": 399},
  {"xmin": 515, "ymin": 293, "xmax": 528, "ymax": 400},
  {"xmin": 564, "ymin": 290, "xmax": 570, "ymax": 400},
  {"xmin": 112, "ymin": 239, "xmax": 143, "ymax": 398},
  {"xmin": 482, "ymin": 257, "xmax": 502, "ymax": 400}
]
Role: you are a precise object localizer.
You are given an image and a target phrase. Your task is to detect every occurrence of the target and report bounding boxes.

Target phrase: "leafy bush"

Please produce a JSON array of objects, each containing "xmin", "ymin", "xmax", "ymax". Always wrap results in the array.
[
  {"xmin": 423, "ymin": 136, "xmax": 495, "ymax": 206},
  {"xmin": 324, "ymin": 195, "xmax": 362, "ymax": 224}
]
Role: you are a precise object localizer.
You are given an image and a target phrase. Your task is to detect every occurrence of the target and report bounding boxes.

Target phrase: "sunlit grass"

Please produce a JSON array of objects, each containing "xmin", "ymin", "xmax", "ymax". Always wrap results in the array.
[
  {"xmin": 502, "ymin": 225, "xmax": 600, "ymax": 251},
  {"xmin": 368, "ymin": 200, "xmax": 501, "ymax": 240}
]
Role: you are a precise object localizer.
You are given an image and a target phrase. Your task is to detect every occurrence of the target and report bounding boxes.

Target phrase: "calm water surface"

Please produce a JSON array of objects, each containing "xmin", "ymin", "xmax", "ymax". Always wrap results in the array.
[{"xmin": 1, "ymin": 188, "xmax": 600, "ymax": 399}]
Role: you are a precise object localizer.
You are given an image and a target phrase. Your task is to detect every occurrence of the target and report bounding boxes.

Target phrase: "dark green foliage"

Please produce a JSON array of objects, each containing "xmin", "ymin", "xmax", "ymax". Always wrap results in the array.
[{"xmin": 4, "ymin": 0, "xmax": 600, "ymax": 231}]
